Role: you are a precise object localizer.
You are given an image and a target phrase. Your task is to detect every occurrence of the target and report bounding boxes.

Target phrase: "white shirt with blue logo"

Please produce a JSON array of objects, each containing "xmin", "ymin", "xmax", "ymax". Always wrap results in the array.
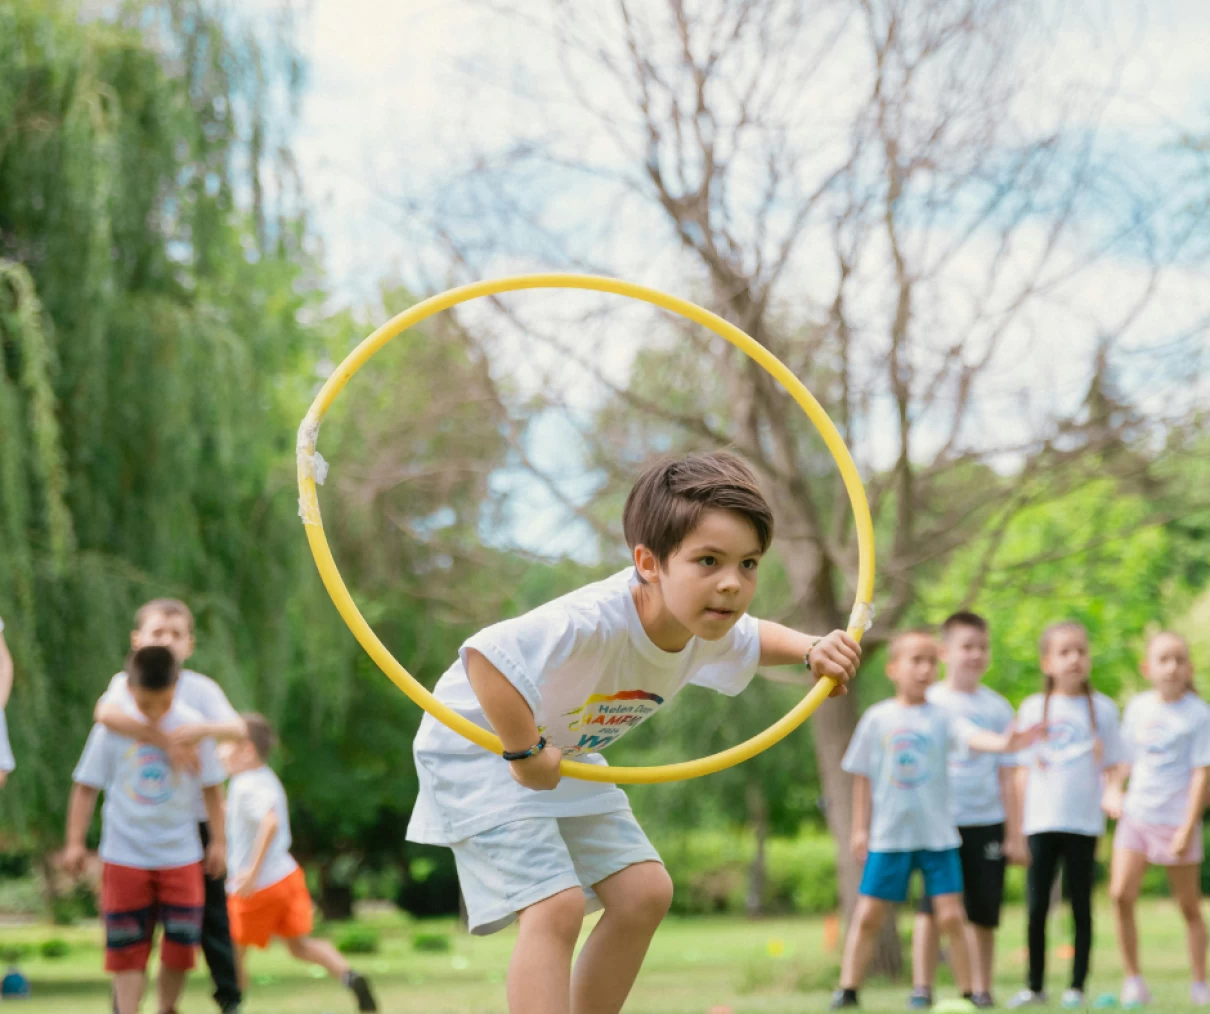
[
  {"xmin": 843, "ymin": 698, "xmax": 976, "ymax": 852},
  {"xmin": 1122, "ymin": 690, "xmax": 1210, "ymax": 827},
  {"xmin": 1016, "ymin": 690, "xmax": 1124, "ymax": 836},
  {"xmin": 72, "ymin": 699, "xmax": 226, "ymax": 869},
  {"xmin": 928, "ymin": 682, "xmax": 1017, "ymax": 827}
]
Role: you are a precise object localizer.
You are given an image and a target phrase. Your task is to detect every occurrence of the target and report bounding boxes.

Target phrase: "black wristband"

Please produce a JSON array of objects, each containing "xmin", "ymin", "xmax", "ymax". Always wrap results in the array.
[{"xmin": 502, "ymin": 736, "xmax": 547, "ymax": 762}]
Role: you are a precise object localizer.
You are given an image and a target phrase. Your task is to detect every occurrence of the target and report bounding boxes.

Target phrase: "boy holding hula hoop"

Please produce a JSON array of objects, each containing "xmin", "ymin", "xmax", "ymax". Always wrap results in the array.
[{"xmin": 406, "ymin": 451, "xmax": 861, "ymax": 1014}]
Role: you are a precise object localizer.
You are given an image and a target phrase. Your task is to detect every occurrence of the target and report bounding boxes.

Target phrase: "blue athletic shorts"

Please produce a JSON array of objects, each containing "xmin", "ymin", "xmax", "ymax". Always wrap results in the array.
[{"xmin": 859, "ymin": 848, "xmax": 963, "ymax": 903}]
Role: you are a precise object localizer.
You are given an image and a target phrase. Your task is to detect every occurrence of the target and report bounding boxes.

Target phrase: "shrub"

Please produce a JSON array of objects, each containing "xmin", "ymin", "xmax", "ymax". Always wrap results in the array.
[
  {"xmin": 335, "ymin": 925, "xmax": 379, "ymax": 955},
  {"xmin": 412, "ymin": 932, "xmax": 452, "ymax": 953},
  {"xmin": 39, "ymin": 939, "xmax": 70, "ymax": 960}
]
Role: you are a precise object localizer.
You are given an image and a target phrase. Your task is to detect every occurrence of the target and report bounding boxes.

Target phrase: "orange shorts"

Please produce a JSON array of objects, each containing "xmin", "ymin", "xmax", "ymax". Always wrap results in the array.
[{"xmin": 227, "ymin": 867, "xmax": 313, "ymax": 949}]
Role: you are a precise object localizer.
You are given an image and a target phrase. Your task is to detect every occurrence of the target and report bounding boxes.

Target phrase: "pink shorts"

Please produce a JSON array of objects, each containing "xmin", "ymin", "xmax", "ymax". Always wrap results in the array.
[{"xmin": 1114, "ymin": 815, "xmax": 1204, "ymax": 866}]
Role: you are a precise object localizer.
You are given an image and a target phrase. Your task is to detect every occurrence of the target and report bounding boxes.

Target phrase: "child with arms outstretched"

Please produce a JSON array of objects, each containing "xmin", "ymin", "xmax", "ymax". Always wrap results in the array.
[{"xmin": 406, "ymin": 451, "xmax": 862, "ymax": 1014}]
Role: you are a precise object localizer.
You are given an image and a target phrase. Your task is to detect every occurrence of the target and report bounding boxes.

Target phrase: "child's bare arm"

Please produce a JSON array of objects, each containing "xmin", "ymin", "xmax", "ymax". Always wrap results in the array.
[
  {"xmin": 464, "ymin": 649, "xmax": 561, "ymax": 791},
  {"xmin": 202, "ymin": 784, "xmax": 227, "ymax": 878},
  {"xmin": 1172, "ymin": 767, "xmax": 1208, "ymax": 856},
  {"xmin": 0, "ymin": 630, "xmax": 12, "ymax": 709},
  {"xmin": 63, "ymin": 784, "xmax": 99, "ymax": 874},
  {"xmin": 95, "ymin": 701, "xmax": 161, "ymax": 742},
  {"xmin": 999, "ymin": 766, "xmax": 1028, "ymax": 864},
  {"xmin": 757, "ymin": 621, "xmax": 861, "ymax": 696},
  {"xmin": 234, "ymin": 809, "xmax": 279, "ymax": 897},
  {"xmin": 171, "ymin": 716, "xmax": 248, "ymax": 746},
  {"xmin": 850, "ymin": 774, "xmax": 871, "ymax": 863}
]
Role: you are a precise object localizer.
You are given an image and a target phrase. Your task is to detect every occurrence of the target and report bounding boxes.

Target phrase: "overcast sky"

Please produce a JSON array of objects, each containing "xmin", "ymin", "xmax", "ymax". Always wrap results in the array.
[{"xmin": 283, "ymin": 0, "xmax": 1210, "ymax": 561}]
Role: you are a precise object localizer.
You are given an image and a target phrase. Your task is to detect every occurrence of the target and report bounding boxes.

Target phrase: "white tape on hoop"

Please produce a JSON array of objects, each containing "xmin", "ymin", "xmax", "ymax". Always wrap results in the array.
[
  {"xmin": 297, "ymin": 416, "xmax": 328, "ymax": 525},
  {"xmin": 848, "ymin": 600, "xmax": 876, "ymax": 634}
]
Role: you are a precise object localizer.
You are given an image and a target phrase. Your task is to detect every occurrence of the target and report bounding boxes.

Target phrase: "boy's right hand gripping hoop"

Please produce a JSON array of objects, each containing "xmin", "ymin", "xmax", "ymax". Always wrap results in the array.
[{"xmin": 296, "ymin": 273, "xmax": 876, "ymax": 785}]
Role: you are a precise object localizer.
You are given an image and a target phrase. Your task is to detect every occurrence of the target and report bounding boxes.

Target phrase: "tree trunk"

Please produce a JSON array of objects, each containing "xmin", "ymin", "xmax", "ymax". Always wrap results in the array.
[
  {"xmin": 767, "ymin": 490, "xmax": 903, "ymax": 976},
  {"xmin": 746, "ymin": 782, "xmax": 769, "ymax": 918},
  {"xmin": 318, "ymin": 861, "xmax": 355, "ymax": 921}
]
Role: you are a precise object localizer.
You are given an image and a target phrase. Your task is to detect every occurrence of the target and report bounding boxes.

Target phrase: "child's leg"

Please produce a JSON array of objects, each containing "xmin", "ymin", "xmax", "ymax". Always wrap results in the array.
[
  {"xmin": 911, "ymin": 908, "xmax": 940, "ymax": 990},
  {"xmin": 154, "ymin": 864, "xmax": 204, "ymax": 1013},
  {"xmin": 1109, "ymin": 846, "xmax": 1148, "ymax": 978},
  {"xmin": 1026, "ymin": 834, "xmax": 1062, "ymax": 993},
  {"xmin": 931, "ymin": 893, "xmax": 973, "ymax": 995},
  {"xmin": 1167, "ymin": 864, "xmax": 1207, "ymax": 984},
  {"xmin": 1065, "ymin": 834, "xmax": 1097, "ymax": 992},
  {"xmin": 113, "ymin": 971, "xmax": 146, "ymax": 1014},
  {"xmin": 570, "ymin": 861, "xmax": 673, "ymax": 1014},
  {"xmin": 840, "ymin": 896, "xmax": 894, "ymax": 989},
  {"xmin": 102, "ymin": 864, "xmax": 155, "ymax": 1014},
  {"xmin": 235, "ymin": 944, "xmax": 248, "ymax": 994},
  {"xmin": 511, "ymin": 888, "xmax": 585, "ymax": 1014},
  {"xmin": 970, "ymin": 924, "xmax": 995, "ymax": 995},
  {"xmin": 157, "ymin": 966, "xmax": 188, "ymax": 1013},
  {"xmin": 284, "ymin": 934, "xmax": 350, "ymax": 977}
]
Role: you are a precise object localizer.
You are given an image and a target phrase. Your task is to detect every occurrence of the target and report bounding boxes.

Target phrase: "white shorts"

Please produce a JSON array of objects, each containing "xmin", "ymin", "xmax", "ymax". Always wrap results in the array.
[{"xmin": 451, "ymin": 811, "xmax": 663, "ymax": 935}]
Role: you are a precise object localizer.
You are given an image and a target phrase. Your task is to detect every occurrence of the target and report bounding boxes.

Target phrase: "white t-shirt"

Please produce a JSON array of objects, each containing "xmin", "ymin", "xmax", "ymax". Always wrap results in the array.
[
  {"xmin": 927, "ymin": 682, "xmax": 1016, "ymax": 827},
  {"xmin": 101, "ymin": 669, "xmax": 240, "ymax": 821},
  {"xmin": 72, "ymin": 699, "xmax": 226, "ymax": 869},
  {"xmin": 1017, "ymin": 690, "xmax": 1124, "ymax": 836},
  {"xmin": 0, "ymin": 708, "xmax": 13, "ymax": 773},
  {"xmin": 226, "ymin": 766, "xmax": 299, "ymax": 893},
  {"xmin": 842, "ymin": 698, "xmax": 978, "ymax": 852},
  {"xmin": 406, "ymin": 568, "xmax": 762, "ymax": 844},
  {"xmin": 1121, "ymin": 690, "xmax": 1210, "ymax": 827}
]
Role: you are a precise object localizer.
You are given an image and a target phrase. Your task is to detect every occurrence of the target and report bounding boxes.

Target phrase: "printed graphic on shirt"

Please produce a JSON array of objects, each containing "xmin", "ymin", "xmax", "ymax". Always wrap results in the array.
[
  {"xmin": 1136, "ymin": 717, "xmax": 1180, "ymax": 764},
  {"xmin": 885, "ymin": 728, "xmax": 932, "ymax": 788},
  {"xmin": 1036, "ymin": 720, "xmax": 1095, "ymax": 768},
  {"xmin": 562, "ymin": 690, "xmax": 665, "ymax": 755},
  {"xmin": 124, "ymin": 745, "xmax": 174, "ymax": 805}
]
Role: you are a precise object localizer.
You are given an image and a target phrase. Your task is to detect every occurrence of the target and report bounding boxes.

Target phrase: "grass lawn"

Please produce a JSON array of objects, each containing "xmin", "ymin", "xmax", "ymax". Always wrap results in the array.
[{"xmin": 0, "ymin": 897, "xmax": 1201, "ymax": 1012}]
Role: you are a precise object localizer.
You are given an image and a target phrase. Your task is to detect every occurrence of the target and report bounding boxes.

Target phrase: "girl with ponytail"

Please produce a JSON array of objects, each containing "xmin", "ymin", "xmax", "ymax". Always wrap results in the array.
[{"xmin": 1007, "ymin": 622, "xmax": 1125, "ymax": 1010}]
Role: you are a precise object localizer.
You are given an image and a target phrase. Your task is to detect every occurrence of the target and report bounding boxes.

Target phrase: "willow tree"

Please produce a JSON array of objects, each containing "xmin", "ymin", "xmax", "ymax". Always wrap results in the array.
[{"xmin": 0, "ymin": 0, "xmax": 315, "ymax": 852}]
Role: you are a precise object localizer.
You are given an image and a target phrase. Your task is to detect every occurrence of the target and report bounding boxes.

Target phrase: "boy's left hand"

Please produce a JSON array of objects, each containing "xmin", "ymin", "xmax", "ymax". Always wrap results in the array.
[
  {"xmin": 204, "ymin": 842, "xmax": 227, "ymax": 880},
  {"xmin": 1172, "ymin": 824, "xmax": 1194, "ymax": 858},
  {"xmin": 808, "ymin": 631, "xmax": 862, "ymax": 696}
]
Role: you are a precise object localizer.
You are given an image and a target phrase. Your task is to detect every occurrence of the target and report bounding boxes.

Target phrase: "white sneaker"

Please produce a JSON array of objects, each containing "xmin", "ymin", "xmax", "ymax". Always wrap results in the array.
[
  {"xmin": 1006, "ymin": 990, "xmax": 1048, "ymax": 1008},
  {"xmin": 1192, "ymin": 981, "xmax": 1210, "ymax": 1006},
  {"xmin": 1061, "ymin": 989, "xmax": 1086, "ymax": 1009},
  {"xmin": 1121, "ymin": 977, "xmax": 1151, "ymax": 1008}
]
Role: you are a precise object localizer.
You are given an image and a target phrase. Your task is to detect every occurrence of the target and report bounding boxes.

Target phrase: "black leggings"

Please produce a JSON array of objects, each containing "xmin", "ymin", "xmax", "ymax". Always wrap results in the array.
[{"xmin": 1027, "ymin": 832, "xmax": 1097, "ymax": 993}]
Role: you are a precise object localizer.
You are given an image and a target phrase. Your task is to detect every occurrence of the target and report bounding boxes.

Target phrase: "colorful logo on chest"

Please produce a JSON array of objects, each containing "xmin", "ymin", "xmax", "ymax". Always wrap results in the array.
[
  {"xmin": 885, "ymin": 729, "xmax": 931, "ymax": 788},
  {"xmin": 125, "ymin": 745, "xmax": 174, "ymax": 805},
  {"xmin": 562, "ymin": 690, "xmax": 665, "ymax": 753}
]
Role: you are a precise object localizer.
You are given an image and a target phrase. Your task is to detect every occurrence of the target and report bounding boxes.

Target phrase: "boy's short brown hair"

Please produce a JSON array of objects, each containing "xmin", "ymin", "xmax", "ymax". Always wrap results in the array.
[
  {"xmin": 622, "ymin": 451, "xmax": 774, "ymax": 568},
  {"xmin": 941, "ymin": 611, "xmax": 988, "ymax": 637},
  {"xmin": 126, "ymin": 645, "xmax": 181, "ymax": 691},
  {"xmin": 242, "ymin": 712, "xmax": 278, "ymax": 761},
  {"xmin": 888, "ymin": 627, "xmax": 938, "ymax": 660},
  {"xmin": 134, "ymin": 598, "xmax": 194, "ymax": 634}
]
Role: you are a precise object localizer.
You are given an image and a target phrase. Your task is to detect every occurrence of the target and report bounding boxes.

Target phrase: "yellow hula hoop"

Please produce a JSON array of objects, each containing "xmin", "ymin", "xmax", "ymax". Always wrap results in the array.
[{"xmin": 296, "ymin": 273, "xmax": 876, "ymax": 785}]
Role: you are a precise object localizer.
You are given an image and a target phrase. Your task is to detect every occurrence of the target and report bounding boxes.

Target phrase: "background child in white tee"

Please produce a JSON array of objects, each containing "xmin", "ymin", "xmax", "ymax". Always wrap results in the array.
[
  {"xmin": 222, "ymin": 713, "xmax": 379, "ymax": 1012},
  {"xmin": 1104, "ymin": 632, "xmax": 1210, "ymax": 1008},
  {"xmin": 832, "ymin": 630, "xmax": 1035, "ymax": 1011},
  {"xmin": 63, "ymin": 646, "xmax": 226, "ymax": 1014},
  {"xmin": 407, "ymin": 451, "xmax": 863, "ymax": 1014},
  {"xmin": 911, "ymin": 612, "xmax": 1022, "ymax": 1011},
  {"xmin": 1007, "ymin": 621, "xmax": 1125, "ymax": 1010}
]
